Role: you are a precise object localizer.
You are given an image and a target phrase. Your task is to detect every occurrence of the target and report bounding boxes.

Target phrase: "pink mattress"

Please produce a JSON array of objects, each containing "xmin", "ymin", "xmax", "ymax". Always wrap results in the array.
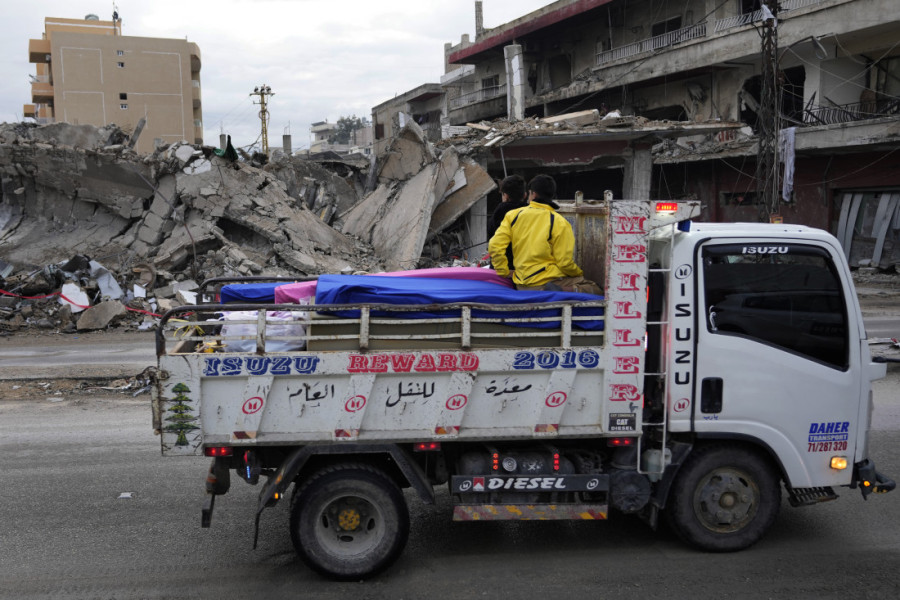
[{"xmin": 273, "ymin": 266, "xmax": 512, "ymax": 304}]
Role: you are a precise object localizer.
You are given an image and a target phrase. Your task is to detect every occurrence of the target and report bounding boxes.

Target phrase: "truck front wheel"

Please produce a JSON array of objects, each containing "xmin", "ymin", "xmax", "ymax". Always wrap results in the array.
[
  {"xmin": 666, "ymin": 445, "xmax": 780, "ymax": 551},
  {"xmin": 290, "ymin": 464, "xmax": 410, "ymax": 580}
]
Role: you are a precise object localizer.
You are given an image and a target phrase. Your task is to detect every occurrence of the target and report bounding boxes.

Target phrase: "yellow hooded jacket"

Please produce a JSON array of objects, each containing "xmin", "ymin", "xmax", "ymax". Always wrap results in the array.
[{"xmin": 488, "ymin": 201, "xmax": 583, "ymax": 287}]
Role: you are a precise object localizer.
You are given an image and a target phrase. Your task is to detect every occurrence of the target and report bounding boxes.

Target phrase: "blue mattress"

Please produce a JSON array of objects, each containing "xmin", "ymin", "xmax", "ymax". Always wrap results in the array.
[
  {"xmin": 220, "ymin": 282, "xmax": 283, "ymax": 303},
  {"xmin": 314, "ymin": 274, "xmax": 604, "ymax": 330}
]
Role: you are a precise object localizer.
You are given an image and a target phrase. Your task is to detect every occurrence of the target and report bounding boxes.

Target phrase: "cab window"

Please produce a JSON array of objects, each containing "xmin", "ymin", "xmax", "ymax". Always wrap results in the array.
[{"xmin": 702, "ymin": 244, "xmax": 849, "ymax": 369}]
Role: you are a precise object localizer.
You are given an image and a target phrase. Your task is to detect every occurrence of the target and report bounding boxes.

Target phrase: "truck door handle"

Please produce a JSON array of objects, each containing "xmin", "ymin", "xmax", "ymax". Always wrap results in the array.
[
  {"xmin": 708, "ymin": 306, "xmax": 718, "ymax": 331},
  {"xmin": 701, "ymin": 378, "xmax": 723, "ymax": 413}
]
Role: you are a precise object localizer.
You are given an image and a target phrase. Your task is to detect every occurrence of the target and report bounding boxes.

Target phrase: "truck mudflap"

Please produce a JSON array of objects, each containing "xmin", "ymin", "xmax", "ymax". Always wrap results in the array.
[{"xmin": 854, "ymin": 459, "xmax": 896, "ymax": 498}]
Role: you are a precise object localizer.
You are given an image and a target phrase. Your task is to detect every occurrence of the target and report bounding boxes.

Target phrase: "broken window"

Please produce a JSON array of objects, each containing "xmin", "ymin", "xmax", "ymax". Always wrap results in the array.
[
  {"xmin": 740, "ymin": 66, "xmax": 806, "ymax": 131},
  {"xmin": 740, "ymin": 0, "xmax": 763, "ymax": 15},
  {"xmin": 549, "ymin": 55, "xmax": 572, "ymax": 89},
  {"xmin": 782, "ymin": 66, "xmax": 806, "ymax": 125},
  {"xmin": 374, "ymin": 123, "xmax": 385, "ymax": 140},
  {"xmin": 651, "ymin": 16, "xmax": 682, "ymax": 38},
  {"xmin": 721, "ymin": 191, "xmax": 759, "ymax": 207},
  {"xmin": 481, "ymin": 75, "xmax": 501, "ymax": 100},
  {"xmin": 643, "ymin": 105, "xmax": 688, "ymax": 121}
]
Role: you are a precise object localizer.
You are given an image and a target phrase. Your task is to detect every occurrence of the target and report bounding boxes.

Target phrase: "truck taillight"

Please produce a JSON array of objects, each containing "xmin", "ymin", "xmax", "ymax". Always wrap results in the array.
[
  {"xmin": 553, "ymin": 453, "xmax": 560, "ymax": 472},
  {"xmin": 414, "ymin": 442, "xmax": 441, "ymax": 452},
  {"xmin": 607, "ymin": 438, "xmax": 635, "ymax": 447},
  {"xmin": 492, "ymin": 453, "xmax": 500, "ymax": 471},
  {"xmin": 204, "ymin": 446, "xmax": 233, "ymax": 457},
  {"xmin": 655, "ymin": 202, "xmax": 678, "ymax": 213}
]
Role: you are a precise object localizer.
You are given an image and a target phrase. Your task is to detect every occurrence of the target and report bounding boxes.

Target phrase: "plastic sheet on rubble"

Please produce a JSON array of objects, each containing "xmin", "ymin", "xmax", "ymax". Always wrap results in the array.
[
  {"xmin": 220, "ymin": 282, "xmax": 285, "ymax": 303},
  {"xmin": 314, "ymin": 274, "xmax": 604, "ymax": 330}
]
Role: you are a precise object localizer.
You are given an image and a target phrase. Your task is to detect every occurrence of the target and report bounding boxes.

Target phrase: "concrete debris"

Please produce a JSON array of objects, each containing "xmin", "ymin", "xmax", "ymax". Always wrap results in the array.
[
  {"xmin": 76, "ymin": 299, "xmax": 127, "ymax": 331},
  {"xmin": 429, "ymin": 158, "xmax": 496, "ymax": 237},
  {"xmin": 0, "ymin": 121, "xmax": 394, "ymax": 334},
  {"xmin": 337, "ymin": 136, "xmax": 496, "ymax": 271},
  {"xmin": 376, "ymin": 120, "xmax": 437, "ymax": 183},
  {"xmin": 438, "ymin": 110, "xmax": 749, "ymax": 159}
]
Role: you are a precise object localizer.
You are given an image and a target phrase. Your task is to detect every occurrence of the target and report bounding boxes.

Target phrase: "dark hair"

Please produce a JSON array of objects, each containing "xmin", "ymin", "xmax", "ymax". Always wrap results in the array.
[
  {"xmin": 528, "ymin": 174, "xmax": 557, "ymax": 201},
  {"xmin": 499, "ymin": 175, "xmax": 526, "ymax": 202}
]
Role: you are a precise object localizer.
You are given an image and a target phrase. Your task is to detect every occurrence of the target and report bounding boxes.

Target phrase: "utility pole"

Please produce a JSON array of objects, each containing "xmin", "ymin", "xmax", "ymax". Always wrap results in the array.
[
  {"xmin": 755, "ymin": 1, "xmax": 780, "ymax": 222},
  {"xmin": 250, "ymin": 84, "xmax": 274, "ymax": 155}
]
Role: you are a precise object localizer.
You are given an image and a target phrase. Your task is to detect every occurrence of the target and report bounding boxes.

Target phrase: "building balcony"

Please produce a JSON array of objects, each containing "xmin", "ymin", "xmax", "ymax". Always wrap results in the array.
[
  {"xmin": 23, "ymin": 104, "xmax": 36, "ymax": 118},
  {"xmin": 449, "ymin": 83, "xmax": 507, "ymax": 110},
  {"xmin": 597, "ymin": 22, "xmax": 707, "ymax": 65},
  {"xmin": 803, "ymin": 98, "xmax": 900, "ymax": 126},
  {"xmin": 596, "ymin": 0, "xmax": 824, "ymax": 67},
  {"xmin": 189, "ymin": 43, "xmax": 201, "ymax": 72},
  {"xmin": 28, "ymin": 38, "xmax": 51, "ymax": 63},
  {"xmin": 31, "ymin": 81, "xmax": 54, "ymax": 104},
  {"xmin": 192, "ymin": 80, "xmax": 201, "ymax": 108}
]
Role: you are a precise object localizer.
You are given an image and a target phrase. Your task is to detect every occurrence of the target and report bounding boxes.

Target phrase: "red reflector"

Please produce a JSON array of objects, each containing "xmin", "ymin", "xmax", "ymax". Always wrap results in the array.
[
  {"xmin": 204, "ymin": 446, "xmax": 233, "ymax": 457},
  {"xmin": 655, "ymin": 202, "xmax": 678, "ymax": 213},
  {"xmin": 413, "ymin": 442, "xmax": 442, "ymax": 452},
  {"xmin": 607, "ymin": 437, "xmax": 635, "ymax": 447}
]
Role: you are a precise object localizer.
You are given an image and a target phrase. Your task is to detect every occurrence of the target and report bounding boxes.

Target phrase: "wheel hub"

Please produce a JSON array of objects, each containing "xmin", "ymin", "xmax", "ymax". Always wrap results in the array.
[
  {"xmin": 337, "ymin": 508, "xmax": 361, "ymax": 531},
  {"xmin": 693, "ymin": 468, "xmax": 759, "ymax": 533}
]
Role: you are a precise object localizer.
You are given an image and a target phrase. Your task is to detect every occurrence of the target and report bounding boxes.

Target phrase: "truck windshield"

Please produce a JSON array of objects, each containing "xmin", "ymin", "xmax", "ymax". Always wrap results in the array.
[{"xmin": 702, "ymin": 244, "xmax": 849, "ymax": 369}]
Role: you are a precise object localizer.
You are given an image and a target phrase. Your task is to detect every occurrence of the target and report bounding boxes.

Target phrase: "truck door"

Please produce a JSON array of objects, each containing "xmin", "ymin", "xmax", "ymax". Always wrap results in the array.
[{"xmin": 691, "ymin": 241, "xmax": 861, "ymax": 489}]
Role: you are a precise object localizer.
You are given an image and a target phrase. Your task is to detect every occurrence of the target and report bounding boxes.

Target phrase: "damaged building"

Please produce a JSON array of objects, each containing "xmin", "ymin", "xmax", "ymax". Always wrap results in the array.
[{"xmin": 375, "ymin": 0, "xmax": 900, "ymax": 270}]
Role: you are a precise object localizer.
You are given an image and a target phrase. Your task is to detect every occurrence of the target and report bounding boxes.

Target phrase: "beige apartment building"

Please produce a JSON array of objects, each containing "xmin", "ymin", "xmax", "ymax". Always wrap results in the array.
[{"xmin": 24, "ymin": 15, "xmax": 202, "ymax": 154}]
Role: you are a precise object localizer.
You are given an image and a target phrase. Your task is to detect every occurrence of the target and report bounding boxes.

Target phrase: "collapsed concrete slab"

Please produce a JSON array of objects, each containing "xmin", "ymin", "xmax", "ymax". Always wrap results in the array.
[
  {"xmin": 265, "ymin": 155, "xmax": 362, "ymax": 224},
  {"xmin": 428, "ymin": 158, "xmax": 497, "ymax": 236},
  {"xmin": 377, "ymin": 121, "xmax": 436, "ymax": 183}
]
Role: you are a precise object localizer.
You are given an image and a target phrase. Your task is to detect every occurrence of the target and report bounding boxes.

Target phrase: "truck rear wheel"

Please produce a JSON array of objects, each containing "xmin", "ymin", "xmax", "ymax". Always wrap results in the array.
[
  {"xmin": 666, "ymin": 445, "xmax": 780, "ymax": 551},
  {"xmin": 290, "ymin": 464, "xmax": 409, "ymax": 580}
]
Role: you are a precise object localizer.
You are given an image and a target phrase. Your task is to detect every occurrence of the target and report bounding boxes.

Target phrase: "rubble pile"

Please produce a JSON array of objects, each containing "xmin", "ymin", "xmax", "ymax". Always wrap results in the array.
[
  {"xmin": 0, "ymin": 120, "xmax": 499, "ymax": 334},
  {"xmin": 0, "ymin": 122, "xmax": 388, "ymax": 333},
  {"xmin": 336, "ymin": 120, "xmax": 496, "ymax": 271}
]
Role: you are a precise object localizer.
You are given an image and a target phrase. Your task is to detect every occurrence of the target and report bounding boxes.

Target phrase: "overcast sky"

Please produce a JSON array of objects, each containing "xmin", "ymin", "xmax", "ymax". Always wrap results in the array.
[{"xmin": 1, "ymin": 0, "xmax": 552, "ymax": 151}]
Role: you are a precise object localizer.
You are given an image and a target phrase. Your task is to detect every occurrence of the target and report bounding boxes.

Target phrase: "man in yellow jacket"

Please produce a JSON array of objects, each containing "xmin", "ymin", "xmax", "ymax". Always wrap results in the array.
[{"xmin": 489, "ymin": 175, "xmax": 601, "ymax": 295}]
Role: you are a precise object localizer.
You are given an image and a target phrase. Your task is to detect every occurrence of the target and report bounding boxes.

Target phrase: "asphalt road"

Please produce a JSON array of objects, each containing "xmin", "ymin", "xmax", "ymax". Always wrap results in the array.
[{"xmin": 0, "ymin": 370, "xmax": 898, "ymax": 599}]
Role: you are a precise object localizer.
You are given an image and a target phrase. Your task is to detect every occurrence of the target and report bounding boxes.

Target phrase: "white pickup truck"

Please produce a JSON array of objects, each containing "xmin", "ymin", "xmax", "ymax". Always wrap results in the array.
[{"xmin": 152, "ymin": 198, "xmax": 894, "ymax": 580}]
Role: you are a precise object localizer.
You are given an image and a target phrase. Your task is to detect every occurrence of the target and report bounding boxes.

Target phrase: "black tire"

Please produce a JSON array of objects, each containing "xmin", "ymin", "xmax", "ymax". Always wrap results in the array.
[
  {"xmin": 290, "ymin": 464, "xmax": 409, "ymax": 580},
  {"xmin": 666, "ymin": 445, "xmax": 780, "ymax": 551}
]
